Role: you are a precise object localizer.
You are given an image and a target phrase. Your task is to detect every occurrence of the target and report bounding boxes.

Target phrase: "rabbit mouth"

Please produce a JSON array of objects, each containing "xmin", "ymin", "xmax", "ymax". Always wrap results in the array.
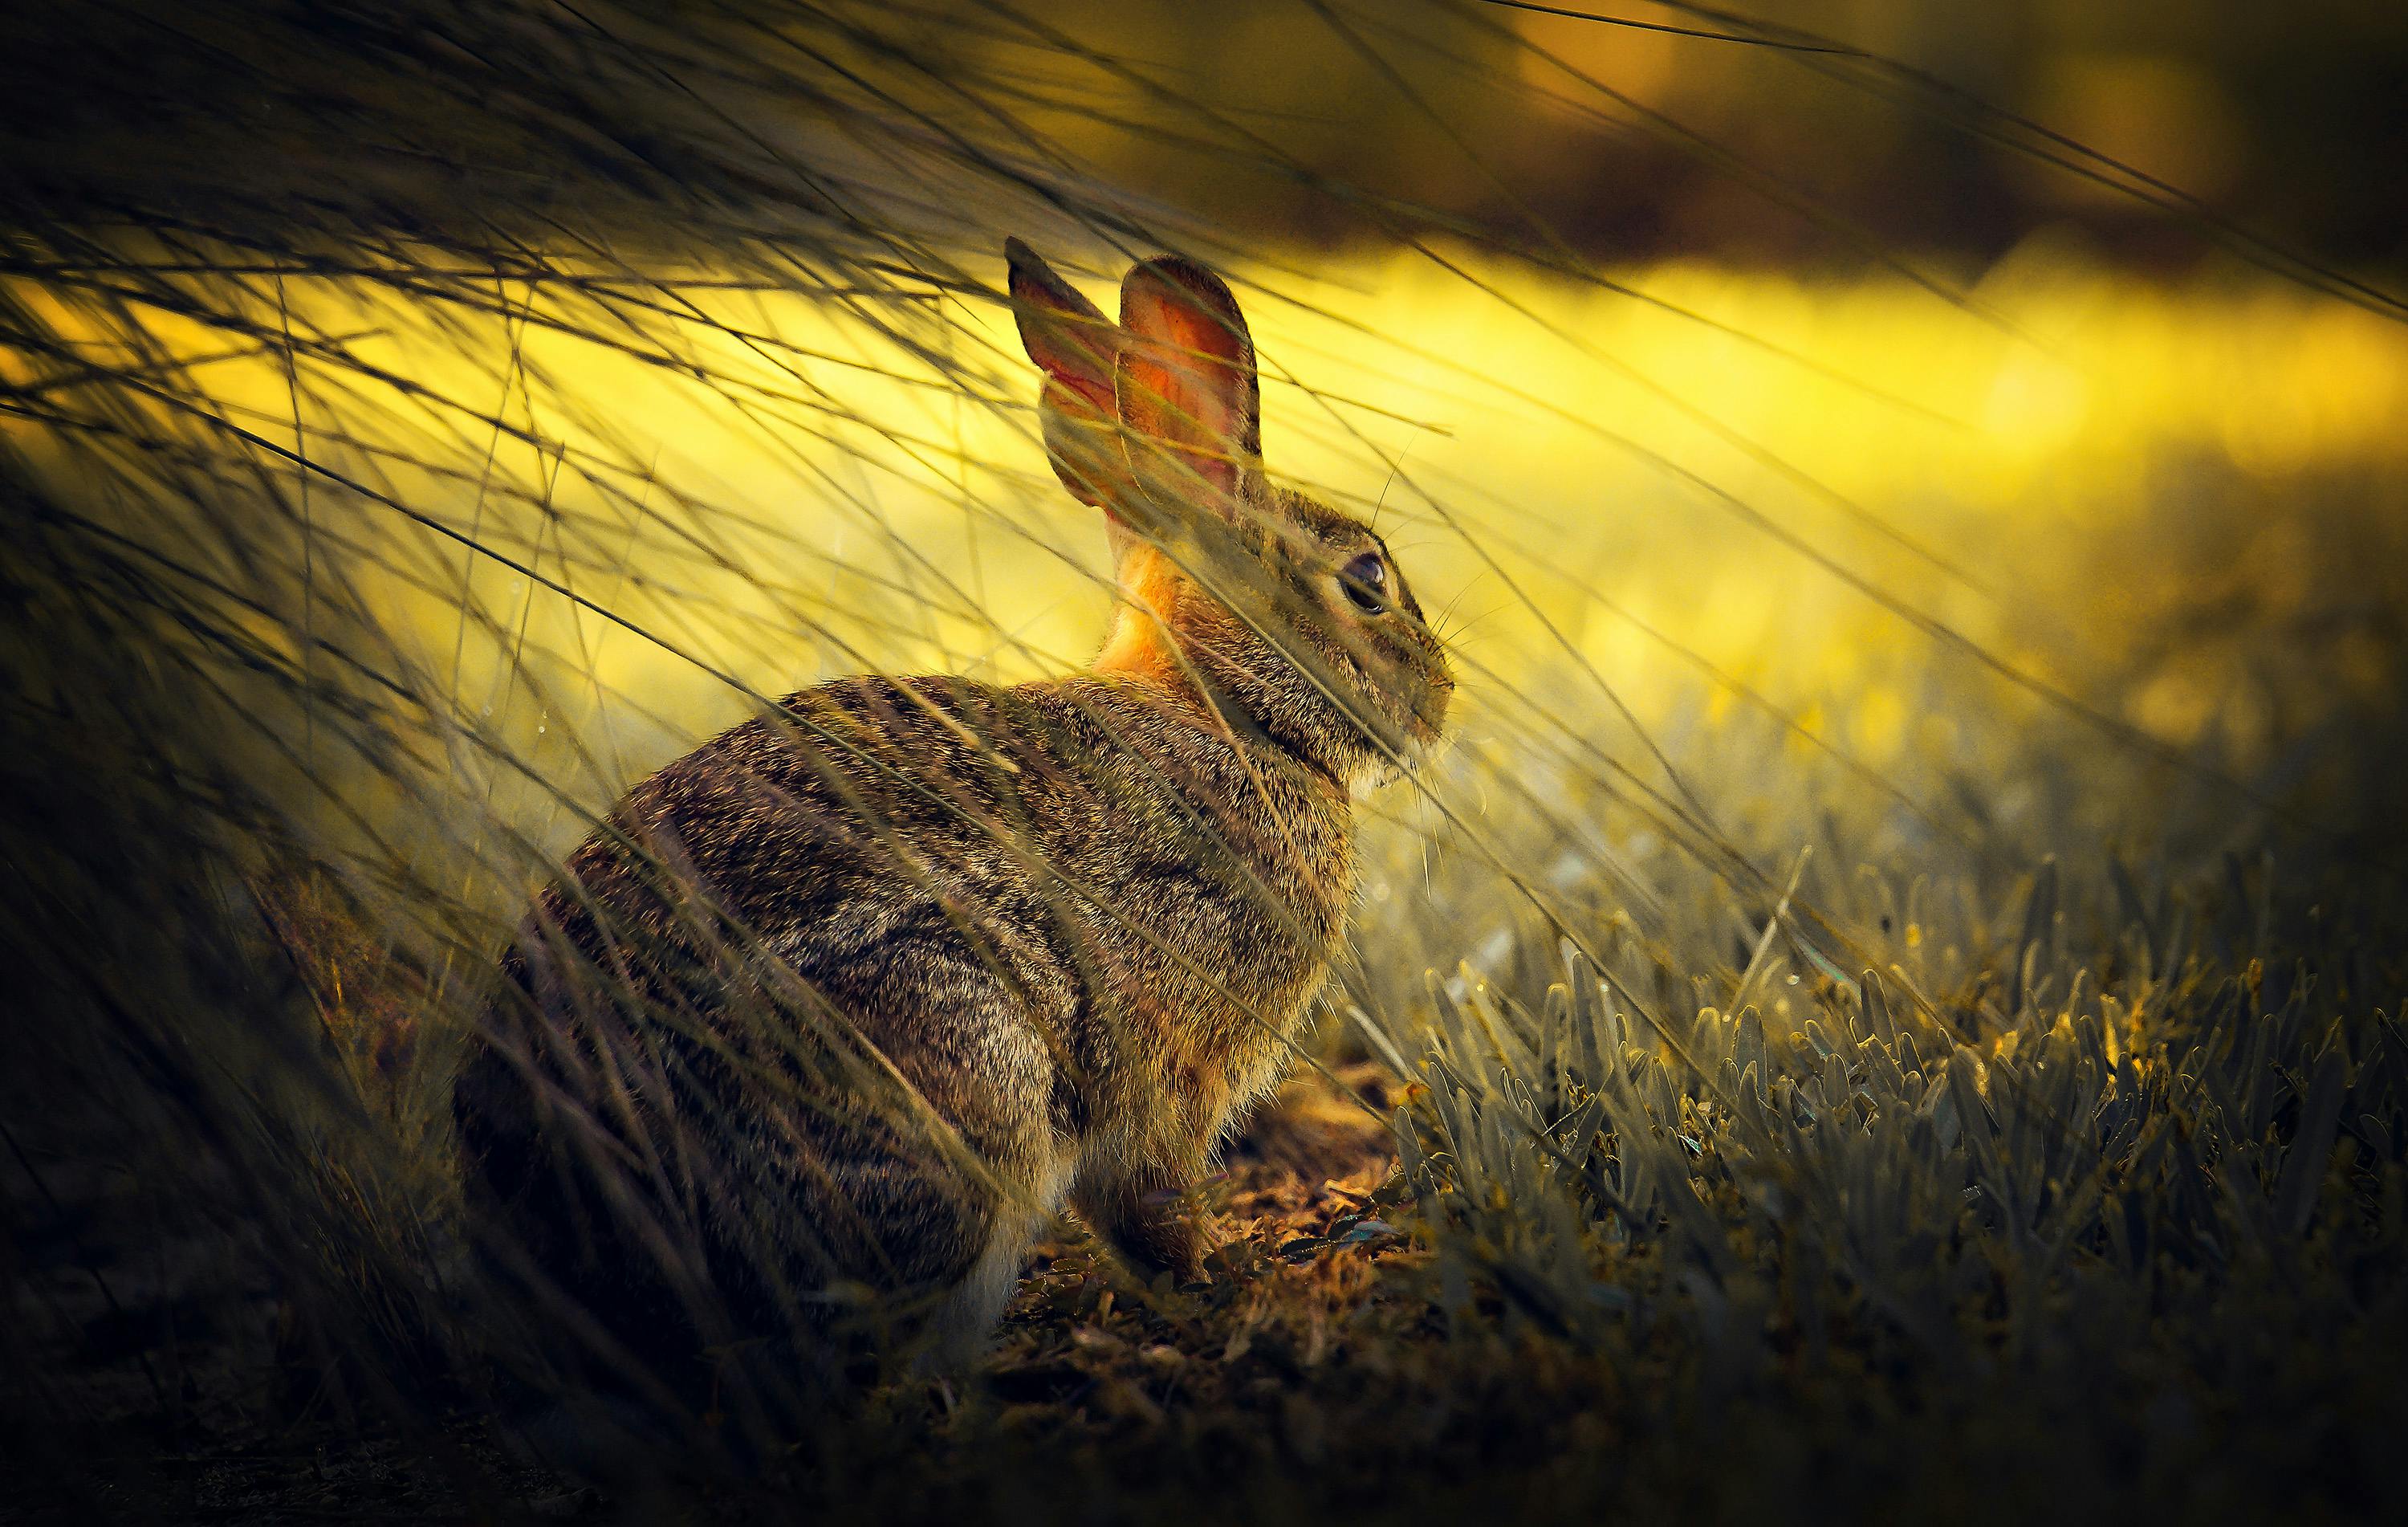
[
  {"xmin": 1405, "ymin": 666, "xmax": 1455, "ymax": 747},
  {"xmin": 1357, "ymin": 692, "xmax": 1448, "ymax": 790}
]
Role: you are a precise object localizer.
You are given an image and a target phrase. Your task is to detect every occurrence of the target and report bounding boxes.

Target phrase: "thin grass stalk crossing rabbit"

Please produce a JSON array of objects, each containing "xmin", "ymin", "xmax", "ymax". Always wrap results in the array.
[{"xmin": 452, "ymin": 240, "xmax": 1452, "ymax": 1456}]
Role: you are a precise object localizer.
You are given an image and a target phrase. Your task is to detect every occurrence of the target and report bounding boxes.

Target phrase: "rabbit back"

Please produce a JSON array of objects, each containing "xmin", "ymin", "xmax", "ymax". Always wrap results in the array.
[{"xmin": 454, "ymin": 669, "xmax": 1352, "ymax": 1379}]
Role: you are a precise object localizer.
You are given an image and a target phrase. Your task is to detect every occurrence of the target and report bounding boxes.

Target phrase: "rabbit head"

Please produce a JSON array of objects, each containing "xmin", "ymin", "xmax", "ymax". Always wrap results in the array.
[{"xmin": 1007, "ymin": 238, "xmax": 1453, "ymax": 788}]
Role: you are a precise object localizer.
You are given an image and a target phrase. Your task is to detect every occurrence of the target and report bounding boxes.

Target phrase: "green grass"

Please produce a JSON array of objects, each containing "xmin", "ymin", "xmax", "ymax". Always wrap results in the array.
[
  {"xmin": 10, "ymin": 579, "xmax": 2402, "ymax": 1521},
  {"xmin": 6, "ymin": 4, "xmax": 2408, "ymax": 1522}
]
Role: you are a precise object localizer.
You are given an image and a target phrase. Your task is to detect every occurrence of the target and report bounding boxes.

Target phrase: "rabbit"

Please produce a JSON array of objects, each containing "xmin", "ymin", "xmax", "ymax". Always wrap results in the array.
[{"xmin": 450, "ymin": 238, "xmax": 1453, "ymax": 1444}]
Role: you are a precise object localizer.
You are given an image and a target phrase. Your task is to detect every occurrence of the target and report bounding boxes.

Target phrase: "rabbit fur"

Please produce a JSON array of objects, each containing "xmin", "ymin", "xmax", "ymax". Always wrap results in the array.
[{"xmin": 452, "ymin": 239, "xmax": 1453, "ymax": 1417}]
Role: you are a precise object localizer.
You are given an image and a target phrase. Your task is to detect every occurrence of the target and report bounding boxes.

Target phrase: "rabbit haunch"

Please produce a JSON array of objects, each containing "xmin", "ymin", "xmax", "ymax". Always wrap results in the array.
[{"xmin": 452, "ymin": 242, "xmax": 1452, "ymax": 1394}]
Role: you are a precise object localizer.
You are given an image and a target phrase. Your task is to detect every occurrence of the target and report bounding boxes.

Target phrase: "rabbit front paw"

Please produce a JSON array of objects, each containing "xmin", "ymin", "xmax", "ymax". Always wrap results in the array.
[{"xmin": 1077, "ymin": 1175, "xmax": 1210, "ymax": 1285}]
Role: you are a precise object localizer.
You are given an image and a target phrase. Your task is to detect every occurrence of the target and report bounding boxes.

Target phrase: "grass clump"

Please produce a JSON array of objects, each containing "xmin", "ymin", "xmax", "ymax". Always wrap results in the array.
[{"xmin": 6, "ymin": 4, "xmax": 2408, "ymax": 1523}]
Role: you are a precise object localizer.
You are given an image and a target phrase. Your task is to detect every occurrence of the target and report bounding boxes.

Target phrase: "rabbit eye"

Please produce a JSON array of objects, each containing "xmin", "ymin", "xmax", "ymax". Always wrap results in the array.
[{"xmin": 1338, "ymin": 552, "xmax": 1389, "ymax": 615}]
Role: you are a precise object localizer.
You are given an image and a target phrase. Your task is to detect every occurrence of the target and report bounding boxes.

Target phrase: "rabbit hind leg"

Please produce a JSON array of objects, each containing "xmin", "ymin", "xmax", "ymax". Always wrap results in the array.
[
  {"xmin": 828, "ymin": 937, "xmax": 1080, "ymax": 1369},
  {"xmin": 917, "ymin": 1142, "xmax": 1076, "ymax": 1373}
]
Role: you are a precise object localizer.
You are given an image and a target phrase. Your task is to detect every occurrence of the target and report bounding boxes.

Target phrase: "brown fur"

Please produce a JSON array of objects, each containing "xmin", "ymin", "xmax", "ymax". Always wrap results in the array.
[{"xmin": 451, "ymin": 242, "xmax": 1452, "ymax": 1415}]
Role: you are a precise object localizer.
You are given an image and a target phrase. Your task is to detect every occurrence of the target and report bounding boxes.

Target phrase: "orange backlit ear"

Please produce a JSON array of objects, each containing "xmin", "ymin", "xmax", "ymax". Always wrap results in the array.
[
  {"xmin": 1006, "ymin": 236, "xmax": 1129, "ymax": 510},
  {"xmin": 1115, "ymin": 256, "xmax": 1261, "ymax": 513}
]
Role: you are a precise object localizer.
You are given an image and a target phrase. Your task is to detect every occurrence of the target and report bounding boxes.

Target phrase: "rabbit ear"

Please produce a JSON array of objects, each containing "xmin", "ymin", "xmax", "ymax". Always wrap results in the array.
[
  {"xmin": 1115, "ymin": 256, "xmax": 1262, "ymax": 511},
  {"xmin": 1006, "ymin": 237, "xmax": 1129, "ymax": 510}
]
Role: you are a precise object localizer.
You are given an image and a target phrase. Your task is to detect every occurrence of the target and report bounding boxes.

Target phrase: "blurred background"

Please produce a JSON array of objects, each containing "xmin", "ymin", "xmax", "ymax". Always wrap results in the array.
[
  {"xmin": 15, "ymin": 2, "xmax": 2408, "ymax": 263},
  {"xmin": 4, "ymin": 2, "xmax": 2407, "ymax": 1512},
  {"xmin": 904, "ymin": 0, "xmax": 2408, "ymax": 266},
  {"xmin": 8, "ymin": 0, "xmax": 2398, "ymax": 861}
]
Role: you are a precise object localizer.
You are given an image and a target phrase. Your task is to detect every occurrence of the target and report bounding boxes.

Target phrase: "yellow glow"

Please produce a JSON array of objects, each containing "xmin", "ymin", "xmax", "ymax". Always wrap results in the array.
[{"xmin": 14, "ymin": 240, "xmax": 2404, "ymax": 815}]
